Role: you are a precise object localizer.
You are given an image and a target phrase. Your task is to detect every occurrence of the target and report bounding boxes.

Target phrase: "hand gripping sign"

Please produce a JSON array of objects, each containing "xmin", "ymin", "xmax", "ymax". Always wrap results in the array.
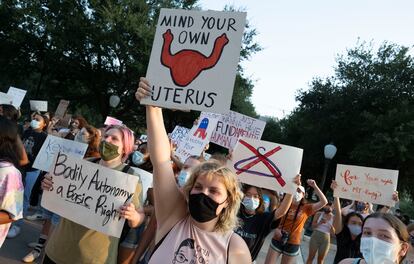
[{"xmin": 229, "ymin": 137, "xmax": 303, "ymax": 194}]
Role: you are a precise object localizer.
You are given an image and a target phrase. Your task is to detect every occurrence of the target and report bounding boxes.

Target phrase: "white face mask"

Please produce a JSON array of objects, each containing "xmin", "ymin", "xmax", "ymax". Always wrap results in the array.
[
  {"xmin": 360, "ymin": 237, "xmax": 397, "ymax": 264},
  {"xmin": 347, "ymin": 224, "xmax": 362, "ymax": 236},
  {"xmin": 30, "ymin": 119, "xmax": 41, "ymax": 129},
  {"xmin": 177, "ymin": 170, "xmax": 190, "ymax": 187},
  {"xmin": 293, "ymin": 192, "xmax": 302, "ymax": 203},
  {"xmin": 242, "ymin": 197, "xmax": 260, "ymax": 211}
]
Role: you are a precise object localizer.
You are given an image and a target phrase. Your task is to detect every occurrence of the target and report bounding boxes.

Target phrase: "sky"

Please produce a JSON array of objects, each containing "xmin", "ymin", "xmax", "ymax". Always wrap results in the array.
[{"xmin": 199, "ymin": 0, "xmax": 414, "ymax": 118}]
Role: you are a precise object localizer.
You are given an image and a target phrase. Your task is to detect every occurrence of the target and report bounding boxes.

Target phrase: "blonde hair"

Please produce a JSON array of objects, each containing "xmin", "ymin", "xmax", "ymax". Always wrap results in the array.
[{"xmin": 182, "ymin": 161, "xmax": 242, "ymax": 233}]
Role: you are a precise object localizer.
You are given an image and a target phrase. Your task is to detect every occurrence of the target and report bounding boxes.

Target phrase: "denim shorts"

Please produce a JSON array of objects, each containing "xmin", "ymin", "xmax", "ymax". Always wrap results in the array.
[
  {"xmin": 270, "ymin": 238, "xmax": 301, "ymax": 256},
  {"xmin": 41, "ymin": 207, "xmax": 61, "ymax": 226},
  {"xmin": 120, "ymin": 223, "xmax": 146, "ymax": 249}
]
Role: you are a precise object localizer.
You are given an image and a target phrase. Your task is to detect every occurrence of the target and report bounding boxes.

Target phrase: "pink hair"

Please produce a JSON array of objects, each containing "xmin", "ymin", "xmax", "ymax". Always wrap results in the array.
[{"xmin": 105, "ymin": 125, "xmax": 134, "ymax": 162}]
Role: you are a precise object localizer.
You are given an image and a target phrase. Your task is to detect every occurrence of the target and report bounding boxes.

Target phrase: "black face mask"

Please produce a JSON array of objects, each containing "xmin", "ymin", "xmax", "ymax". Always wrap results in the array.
[{"xmin": 188, "ymin": 193, "xmax": 226, "ymax": 223}]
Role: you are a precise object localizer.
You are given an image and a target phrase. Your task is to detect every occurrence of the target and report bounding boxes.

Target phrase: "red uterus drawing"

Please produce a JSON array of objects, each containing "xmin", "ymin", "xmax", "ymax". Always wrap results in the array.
[{"xmin": 161, "ymin": 29, "xmax": 229, "ymax": 87}]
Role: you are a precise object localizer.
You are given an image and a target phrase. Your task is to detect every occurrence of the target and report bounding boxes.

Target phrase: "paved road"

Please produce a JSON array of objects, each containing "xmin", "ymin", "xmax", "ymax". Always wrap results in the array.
[
  {"xmin": 1, "ymin": 220, "xmax": 337, "ymax": 264},
  {"xmin": 0, "ymin": 220, "xmax": 42, "ymax": 264}
]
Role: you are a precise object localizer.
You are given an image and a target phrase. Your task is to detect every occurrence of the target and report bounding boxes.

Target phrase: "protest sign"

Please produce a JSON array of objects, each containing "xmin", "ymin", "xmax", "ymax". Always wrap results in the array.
[
  {"xmin": 41, "ymin": 153, "xmax": 138, "ymax": 237},
  {"xmin": 170, "ymin": 125, "xmax": 190, "ymax": 144},
  {"xmin": 130, "ymin": 167, "xmax": 153, "ymax": 202},
  {"xmin": 229, "ymin": 137, "xmax": 303, "ymax": 194},
  {"xmin": 7, "ymin": 87, "xmax": 27, "ymax": 108},
  {"xmin": 175, "ymin": 112, "xmax": 221, "ymax": 162},
  {"xmin": 33, "ymin": 135, "xmax": 88, "ymax": 172},
  {"xmin": 334, "ymin": 164, "xmax": 399, "ymax": 207},
  {"xmin": 210, "ymin": 111, "xmax": 266, "ymax": 149},
  {"xmin": 30, "ymin": 100, "xmax": 48, "ymax": 112},
  {"xmin": 142, "ymin": 8, "xmax": 246, "ymax": 113},
  {"xmin": 56, "ymin": 114, "xmax": 72, "ymax": 128},
  {"xmin": 104, "ymin": 116, "xmax": 123, "ymax": 126},
  {"xmin": 54, "ymin": 100, "xmax": 70, "ymax": 119},
  {"xmin": 0, "ymin": 92, "xmax": 13, "ymax": 105}
]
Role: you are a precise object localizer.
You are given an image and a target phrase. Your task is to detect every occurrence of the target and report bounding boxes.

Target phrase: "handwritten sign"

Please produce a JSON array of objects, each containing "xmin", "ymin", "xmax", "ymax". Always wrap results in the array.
[
  {"xmin": 54, "ymin": 100, "xmax": 70, "ymax": 119},
  {"xmin": 170, "ymin": 126, "xmax": 190, "ymax": 144},
  {"xmin": 211, "ymin": 111, "xmax": 266, "ymax": 149},
  {"xmin": 175, "ymin": 112, "xmax": 221, "ymax": 162},
  {"xmin": 30, "ymin": 100, "xmax": 48, "ymax": 112},
  {"xmin": 0, "ymin": 92, "xmax": 13, "ymax": 105},
  {"xmin": 229, "ymin": 137, "xmax": 303, "ymax": 194},
  {"xmin": 104, "ymin": 116, "xmax": 123, "ymax": 126},
  {"xmin": 142, "ymin": 8, "xmax": 246, "ymax": 113},
  {"xmin": 41, "ymin": 153, "xmax": 139, "ymax": 237},
  {"xmin": 33, "ymin": 135, "xmax": 88, "ymax": 172},
  {"xmin": 334, "ymin": 164, "xmax": 399, "ymax": 207},
  {"xmin": 7, "ymin": 87, "xmax": 27, "ymax": 108}
]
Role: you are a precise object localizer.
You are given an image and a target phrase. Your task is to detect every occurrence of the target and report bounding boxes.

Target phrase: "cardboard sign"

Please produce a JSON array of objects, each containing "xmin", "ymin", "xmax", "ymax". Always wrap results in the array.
[
  {"xmin": 334, "ymin": 164, "xmax": 399, "ymax": 207},
  {"xmin": 56, "ymin": 114, "xmax": 72, "ymax": 128},
  {"xmin": 7, "ymin": 87, "xmax": 27, "ymax": 108},
  {"xmin": 229, "ymin": 137, "xmax": 303, "ymax": 194},
  {"xmin": 142, "ymin": 8, "xmax": 246, "ymax": 113},
  {"xmin": 0, "ymin": 92, "xmax": 13, "ymax": 105},
  {"xmin": 104, "ymin": 116, "xmax": 123, "ymax": 126},
  {"xmin": 54, "ymin": 100, "xmax": 70, "ymax": 119},
  {"xmin": 30, "ymin": 100, "xmax": 48, "ymax": 112},
  {"xmin": 41, "ymin": 153, "xmax": 138, "ymax": 237},
  {"xmin": 175, "ymin": 112, "xmax": 221, "ymax": 162},
  {"xmin": 33, "ymin": 135, "xmax": 88, "ymax": 172},
  {"xmin": 211, "ymin": 111, "xmax": 266, "ymax": 149},
  {"xmin": 170, "ymin": 126, "xmax": 190, "ymax": 144},
  {"xmin": 130, "ymin": 167, "xmax": 153, "ymax": 202}
]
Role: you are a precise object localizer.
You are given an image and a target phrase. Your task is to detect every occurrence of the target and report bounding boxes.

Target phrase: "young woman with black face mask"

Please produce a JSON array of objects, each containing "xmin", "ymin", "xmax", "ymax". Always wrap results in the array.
[{"xmin": 136, "ymin": 78, "xmax": 251, "ymax": 264}]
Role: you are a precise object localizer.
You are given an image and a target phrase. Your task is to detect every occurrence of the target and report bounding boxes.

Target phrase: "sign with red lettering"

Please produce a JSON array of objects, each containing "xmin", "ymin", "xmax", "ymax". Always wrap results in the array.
[
  {"xmin": 210, "ymin": 110, "xmax": 266, "ymax": 150},
  {"xmin": 229, "ymin": 137, "xmax": 303, "ymax": 194},
  {"xmin": 142, "ymin": 8, "xmax": 246, "ymax": 113},
  {"xmin": 334, "ymin": 164, "xmax": 398, "ymax": 207}
]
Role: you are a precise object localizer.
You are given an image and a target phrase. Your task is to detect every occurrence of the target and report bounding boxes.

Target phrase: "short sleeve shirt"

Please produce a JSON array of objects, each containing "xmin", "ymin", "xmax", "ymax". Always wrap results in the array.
[
  {"xmin": 0, "ymin": 162, "xmax": 24, "ymax": 247},
  {"xmin": 278, "ymin": 203, "xmax": 314, "ymax": 245}
]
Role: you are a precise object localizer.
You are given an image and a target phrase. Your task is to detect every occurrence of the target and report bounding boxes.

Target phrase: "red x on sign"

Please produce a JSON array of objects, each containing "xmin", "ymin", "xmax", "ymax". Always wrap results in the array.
[{"xmin": 234, "ymin": 139, "xmax": 286, "ymax": 187}]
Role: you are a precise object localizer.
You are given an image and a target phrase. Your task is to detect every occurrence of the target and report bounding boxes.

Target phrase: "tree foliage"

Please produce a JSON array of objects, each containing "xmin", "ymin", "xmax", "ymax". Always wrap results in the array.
[
  {"xmin": 0, "ymin": 0, "xmax": 260, "ymax": 131},
  {"xmin": 280, "ymin": 42, "xmax": 414, "ymax": 193}
]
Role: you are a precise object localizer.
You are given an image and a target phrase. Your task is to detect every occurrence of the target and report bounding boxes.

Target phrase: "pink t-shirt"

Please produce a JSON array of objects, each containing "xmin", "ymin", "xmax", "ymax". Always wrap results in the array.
[
  {"xmin": 149, "ymin": 216, "xmax": 233, "ymax": 264},
  {"xmin": 0, "ymin": 161, "xmax": 24, "ymax": 247}
]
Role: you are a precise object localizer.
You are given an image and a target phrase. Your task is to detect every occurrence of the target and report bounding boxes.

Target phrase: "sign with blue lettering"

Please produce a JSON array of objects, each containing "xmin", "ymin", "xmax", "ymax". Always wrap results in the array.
[
  {"xmin": 33, "ymin": 135, "xmax": 88, "ymax": 172},
  {"xmin": 142, "ymin": 8, "xmax": 246, "ymax": 113}
]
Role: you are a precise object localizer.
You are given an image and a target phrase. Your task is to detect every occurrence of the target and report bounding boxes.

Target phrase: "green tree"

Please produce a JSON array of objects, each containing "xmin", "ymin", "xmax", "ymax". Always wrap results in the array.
[{"xmin": 282, "ymin": 42, "xmax": 414, "ymax": 194}]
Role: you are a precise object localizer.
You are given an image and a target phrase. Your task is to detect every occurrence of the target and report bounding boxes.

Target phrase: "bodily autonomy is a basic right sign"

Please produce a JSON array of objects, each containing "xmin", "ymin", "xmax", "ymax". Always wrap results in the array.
[{"xmin": 142, "ymin": 8, "xmax": 246, "ymax": 113}]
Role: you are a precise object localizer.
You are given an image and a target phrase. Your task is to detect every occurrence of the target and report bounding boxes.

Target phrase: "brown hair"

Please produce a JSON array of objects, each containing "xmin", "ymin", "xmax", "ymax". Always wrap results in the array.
[
  {"xmin": 407, "ymin": 223, "xmax": 414, "ymax": 234},
  {"xmin": 363, "ymin": 213, "xmax": 409, "ymax": 262},
  {"xmin": 182, "ymin": 161, "xmax": 242, "ymax": 233},
  {"xmin": 72, "ymin": 115, "xmax": 88, "ymax": 129},
  {"xmin": 84, "ymin": 125, "xmax": 100, "ymax": 158},
  {"xmin": 242, "ymin": 184, "xmax": 265, "ymax": 214}
]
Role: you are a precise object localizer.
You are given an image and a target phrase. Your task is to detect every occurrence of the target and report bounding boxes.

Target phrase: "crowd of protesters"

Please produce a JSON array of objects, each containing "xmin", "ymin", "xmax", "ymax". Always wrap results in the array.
[{"xmin": 0, "ymin": 78, "xmax": 412, "ymax": 264}]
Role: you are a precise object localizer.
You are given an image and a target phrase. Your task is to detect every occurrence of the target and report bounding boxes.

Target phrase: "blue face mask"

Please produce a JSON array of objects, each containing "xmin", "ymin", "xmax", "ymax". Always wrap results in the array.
[
  {"xmin": 177, "ymin": 170, "xmax": 190, "ymax": 187},
  {"xmin": 262, "ymin": 194, "xmax": 271, "ymax": 212},
  {"xmin": 30, "ymin": 120, "xmax": 41, "ymax": 129},
  {"xmin": 132, "ymin": 151, "xmax": 145, "ymax": 166}
]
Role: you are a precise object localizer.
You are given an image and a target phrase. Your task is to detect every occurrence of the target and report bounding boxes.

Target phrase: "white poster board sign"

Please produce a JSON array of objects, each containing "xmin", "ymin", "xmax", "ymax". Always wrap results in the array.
[
  {"xmin": 334, "ymin": 164, "xmax": 399, "ymax": 207},
  {"xmin": 229, "ymin": 137, "xmax": 303, "ymax": 194},
  {"xmin": 7, "ymin": 87, "xmax": 27, "ymax": 108},
  {"xmin": 104, "ymin": 116, "xmax": 123, "ymax": 126},
  {"xmin": 170, "ymin": 126, "xmax": 190, "ymax": 144},
  {"xmin": 175, "ymin": 112, "xmax": 221, "ymax": 162},
  {"xmin": 30, "ymin": 100, "xmax": 48, "ymax": 112},
  {"xmin": 33, "ymin": 135, "xmax": 88, "ymax": 172},
  {"xmin": 41, "ymin": 153, "xmax": 138, "ymax": 237},
  {"xmin": 142, "ymin": 8, "xmax": 246, "ymax": 113},
  {"xmin": 211, "ymin": 111, "xmax": 266, "ymax": 150},
  {"xmin": 130, "ymin": 167, "xmax": 153, "ymax": 202},
  {"xmin": 0, "ymin": 92, "xmax": 13, "ymax": 105}
]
